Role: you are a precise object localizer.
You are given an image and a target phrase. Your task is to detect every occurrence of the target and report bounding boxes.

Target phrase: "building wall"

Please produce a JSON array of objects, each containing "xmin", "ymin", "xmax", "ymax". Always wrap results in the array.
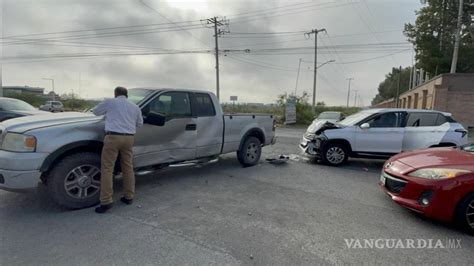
[{"xmin": 372, "ymin": 73, "xmax": 474, "ymax": 128}]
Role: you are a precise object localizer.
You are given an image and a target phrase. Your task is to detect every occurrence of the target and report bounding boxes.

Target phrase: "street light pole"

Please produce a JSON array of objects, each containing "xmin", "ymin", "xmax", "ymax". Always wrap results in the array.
[
  {"xmin": 294, "ymin": 58, "xmax": 302, "ymax": 95},
  {"xmin": 353, "ymin": 90, "xmax": 358, "ymax": 107},
  {"xmin": 346, "ymin": 78, "xmax": 353, "ymax": 107},
  {"xmin": 42, "ymin": 78, "xmax": 55, "ymax": 101}
]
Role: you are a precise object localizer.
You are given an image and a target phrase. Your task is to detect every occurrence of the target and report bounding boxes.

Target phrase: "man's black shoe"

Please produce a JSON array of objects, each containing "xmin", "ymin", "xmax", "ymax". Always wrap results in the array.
[
  {"xmin": 120, "ymin": 197, "xmax": 133, "ymax": 205},
  {"xmin": 95, "ymin": 203, "xmax": 113, "ymax": 214}
]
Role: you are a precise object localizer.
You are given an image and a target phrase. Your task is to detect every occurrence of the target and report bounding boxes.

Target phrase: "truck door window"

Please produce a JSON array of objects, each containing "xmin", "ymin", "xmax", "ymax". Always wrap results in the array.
[
  {"xmin": 406, "ymin": 113, "xmax": 438, "ymax": 127},
  {"xmin": 366, "ymin": 112, "xmax": 401, "ymax": 128},
  {"xmin": 149, "ymin": 92, "xmax": 191, "ymax": 120},
  {"xmin": 195, "ymin": 93, "xmax": 216, "ymax": 117}
]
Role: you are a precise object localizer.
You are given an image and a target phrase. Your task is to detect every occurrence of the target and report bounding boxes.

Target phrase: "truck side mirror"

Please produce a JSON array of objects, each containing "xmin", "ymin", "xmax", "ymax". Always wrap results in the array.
[
  {"xmin": 360, "ymin": 123, "xmax": 370, "ymax": 129},
  {"xmin": 145, "ymin": 112, "xmax": 166, "ymax": 126}
]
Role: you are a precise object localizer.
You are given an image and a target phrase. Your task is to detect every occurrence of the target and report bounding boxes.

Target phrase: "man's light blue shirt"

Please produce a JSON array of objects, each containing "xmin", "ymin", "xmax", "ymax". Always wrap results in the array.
[{"xmin": 93, "ymin": 96, "xmax": 143, "ymax": 134}]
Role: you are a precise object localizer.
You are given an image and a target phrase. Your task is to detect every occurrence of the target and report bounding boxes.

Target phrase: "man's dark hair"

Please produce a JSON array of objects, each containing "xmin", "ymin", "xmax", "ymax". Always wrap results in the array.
[{"xmin": 114, "ymin": 86, "xmax": 128, "ymax": 98}]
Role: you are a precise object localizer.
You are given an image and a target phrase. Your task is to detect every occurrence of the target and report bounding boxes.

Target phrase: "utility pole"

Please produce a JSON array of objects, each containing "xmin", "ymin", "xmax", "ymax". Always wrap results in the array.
[
  {"xmin": 0, "ymin": 0, "xmax": 4, "ymax": 97},
  {"xmin": 346, "ymin": 78, "xmax": 353, "ymax": 107},
  {"xmin": 294, "ymin": 58, "xmax": 302, "ymax": 95},
  {"xmin": 305, "ymin": 28, "xmax": 326, "ymax": 114},
  {"xmin": 396, "ymin": 66, "xmax": 402, "ymax": 108},
  {"xmin": 353, "ymin": 90, "xmax": 358, "ymax": 107},
  {"xmin": 204, "ymin": 16, "xmax": 229, "ymax": 100},
  {"xmin": 450, "ymin": 0, "xmax": 464, "ymax": 73}
]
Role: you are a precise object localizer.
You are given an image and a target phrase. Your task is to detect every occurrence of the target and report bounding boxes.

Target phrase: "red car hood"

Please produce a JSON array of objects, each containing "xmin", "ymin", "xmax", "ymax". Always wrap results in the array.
[{"xmin": 392, "ymin": 147, "xmax": 474, "ymax": 169}]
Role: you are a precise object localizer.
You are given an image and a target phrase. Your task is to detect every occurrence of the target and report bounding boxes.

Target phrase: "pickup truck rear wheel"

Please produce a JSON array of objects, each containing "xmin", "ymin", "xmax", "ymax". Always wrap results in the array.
[
  {"xmin": 237, "ymin": 136, "xmax": 262, "ymax": 167},
  {"xmin": 46, "ymin": 152, "xmax": 101, "ymax": 209}
]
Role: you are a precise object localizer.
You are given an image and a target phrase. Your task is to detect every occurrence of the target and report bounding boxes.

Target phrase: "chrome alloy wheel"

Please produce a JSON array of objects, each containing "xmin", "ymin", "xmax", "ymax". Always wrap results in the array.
[
  {"xmin": 326, "ymin": 147, "xmax": 345, "ymax": 164},
  {"xmin": 64, "ymin": 165, "xmax": 101, "ymax": 199},
  {"xmin": 467, "ymin": 200, "xmax": 474, "ymax": 229}
]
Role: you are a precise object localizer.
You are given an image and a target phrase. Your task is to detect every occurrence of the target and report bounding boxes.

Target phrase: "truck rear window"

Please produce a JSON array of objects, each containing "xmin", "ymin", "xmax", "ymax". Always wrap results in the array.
[{"xmin": 195, "ymin": 93, "xmax": 216, "ymax": 117}]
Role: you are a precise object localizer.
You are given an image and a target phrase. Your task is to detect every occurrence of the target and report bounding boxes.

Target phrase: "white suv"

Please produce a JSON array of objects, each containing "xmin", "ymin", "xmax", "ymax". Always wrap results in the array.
[{"xmin": 300, "ymin": 108, "xmax": 468, "ymax": 166}]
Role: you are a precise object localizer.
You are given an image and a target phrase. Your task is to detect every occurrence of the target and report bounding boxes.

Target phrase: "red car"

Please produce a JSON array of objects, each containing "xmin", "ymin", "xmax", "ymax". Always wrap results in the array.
[{"xmin": 380, "ymin": 143, "xmax": 474, "ymax": 234}]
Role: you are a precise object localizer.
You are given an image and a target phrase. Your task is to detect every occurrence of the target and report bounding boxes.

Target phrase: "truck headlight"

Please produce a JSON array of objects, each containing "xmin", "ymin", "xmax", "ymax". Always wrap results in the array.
[
  {"xmin": 409, "ymin": 168, "xmax": 471, "ymax": 180},
  {"xmin": 1, "ymin": 133, "xmax": 37, "ymax": 152}
]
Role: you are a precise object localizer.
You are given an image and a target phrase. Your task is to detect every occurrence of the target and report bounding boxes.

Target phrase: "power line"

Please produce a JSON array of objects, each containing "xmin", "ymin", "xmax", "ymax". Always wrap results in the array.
[
  {"xmin": 230, "ymin": 2, "xmax": 356, "ymax": 24},
  {"xmin": 1, "ymin": 20, "xmax": 201, "ymax": 41},
  {"xmin": 1, "ymin": 24, "xmax": 205, "ymax": 46}
]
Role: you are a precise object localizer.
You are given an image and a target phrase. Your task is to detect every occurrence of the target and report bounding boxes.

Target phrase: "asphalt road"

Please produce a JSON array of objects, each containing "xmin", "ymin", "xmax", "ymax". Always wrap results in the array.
[{"xmin": 1, "ymin": 127, "xmax": 473, "ymax": 265}]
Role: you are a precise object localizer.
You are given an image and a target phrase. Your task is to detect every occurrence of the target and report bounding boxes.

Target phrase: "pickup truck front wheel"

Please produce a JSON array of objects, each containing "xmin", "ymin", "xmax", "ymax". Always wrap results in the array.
[
  {"xmin": 237, "ymin": 136, "xmax": 262, "ymax": 167},
  {"xmin": 46, "ymin": 152, "xmax": 101, "ymax": 209}
]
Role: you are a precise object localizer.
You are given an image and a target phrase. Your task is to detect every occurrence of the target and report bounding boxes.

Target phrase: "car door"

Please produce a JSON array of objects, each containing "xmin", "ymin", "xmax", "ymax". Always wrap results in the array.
[
  {"xmin": 192, "ymin": 92, "xmax": 223, "ymax": 158},
  {"xmin": 133, "ymin": 91, "xmax": 197, "ymax": 168},
  {"xmin": 402, "ymin": 112, "xmax": 449, "ymax": 151},
  {"xmin": 354, "ymin": 112, "xmax": 405, "ymax": 154}
]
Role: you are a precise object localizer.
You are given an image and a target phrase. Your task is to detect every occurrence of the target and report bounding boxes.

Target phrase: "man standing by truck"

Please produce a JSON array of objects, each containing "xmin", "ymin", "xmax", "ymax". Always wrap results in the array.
[{"xmin": 92, "ymin": 86, "xmax": 143, "ymax": 213}]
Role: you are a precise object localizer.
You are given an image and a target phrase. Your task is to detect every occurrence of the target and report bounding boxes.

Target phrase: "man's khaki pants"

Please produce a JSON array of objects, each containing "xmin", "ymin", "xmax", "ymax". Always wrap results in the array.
[{"xmin": 100, "ymin": 134, "xmax": 135, "ymax": 205}]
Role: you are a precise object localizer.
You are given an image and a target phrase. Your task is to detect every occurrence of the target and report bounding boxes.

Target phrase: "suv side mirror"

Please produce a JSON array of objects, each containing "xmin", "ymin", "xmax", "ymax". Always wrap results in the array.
[
  {"xmin": 360, "ymin": 123, "xmax": 370, "ymax": 129},
  {"xmin": 145, "ymin": 112, "xmax": 166, "ymax": 126}
]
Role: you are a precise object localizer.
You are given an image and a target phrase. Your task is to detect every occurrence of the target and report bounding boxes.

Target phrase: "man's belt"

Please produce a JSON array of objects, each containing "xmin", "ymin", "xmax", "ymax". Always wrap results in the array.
[{"xmin": 106, "ymin": 131, "xmax": 134, "ymax": 136}]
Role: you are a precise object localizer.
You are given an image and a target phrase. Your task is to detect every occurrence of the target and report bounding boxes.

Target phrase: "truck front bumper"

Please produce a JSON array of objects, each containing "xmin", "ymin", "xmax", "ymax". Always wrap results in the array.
[
  {"xmin": 0, "ymin": 150, "xmax": 48, "ymax": 192},
  {"xmin": 0, "ymin": 170, "xmax": 41, "ymax": 192}
]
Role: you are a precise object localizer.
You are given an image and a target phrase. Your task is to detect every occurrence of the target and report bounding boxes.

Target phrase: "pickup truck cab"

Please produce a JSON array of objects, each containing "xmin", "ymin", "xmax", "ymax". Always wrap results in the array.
[
  {"xmin": 0, "ymin": 88, "xmax": 275, "ymax": 208},
  {"xmin": 300, "ymin": 108, "xmax": 468, "ymax": 166}
]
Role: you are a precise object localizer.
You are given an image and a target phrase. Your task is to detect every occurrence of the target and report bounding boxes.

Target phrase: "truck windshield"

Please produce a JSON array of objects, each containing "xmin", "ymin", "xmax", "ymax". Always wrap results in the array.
[
  {"xmin": 338, "ymin": 111, "xmax": 374, "ymax": 126},
  {"xmin": 128, "ymin": 89, "xmax": 154, "ymax": 104}
]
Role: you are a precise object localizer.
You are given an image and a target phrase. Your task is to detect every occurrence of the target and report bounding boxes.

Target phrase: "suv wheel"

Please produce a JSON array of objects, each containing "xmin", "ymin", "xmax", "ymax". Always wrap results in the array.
[
  {"xmin": 455, "ymin": 193, "xmax": 474, "ymax": 235},
  {"xmin": 46, "ymin": 152, "xmax": 101, "ymax": 209},
  {"xmin": 321, "ymin": 143, "xmax": 348, "ymax": 166},
  {"xmin": 237, "ymin": 136, "xmax": 262, "ymax": 167}
]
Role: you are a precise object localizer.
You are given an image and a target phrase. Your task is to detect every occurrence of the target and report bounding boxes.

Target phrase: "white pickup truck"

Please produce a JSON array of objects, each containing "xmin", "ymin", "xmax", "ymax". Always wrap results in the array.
[{"xmin": 0, "ymin": 88, "xmax": 276, "ymax": 208}]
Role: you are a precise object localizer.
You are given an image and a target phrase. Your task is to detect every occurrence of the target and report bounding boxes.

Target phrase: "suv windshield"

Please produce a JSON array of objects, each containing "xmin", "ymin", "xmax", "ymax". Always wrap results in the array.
[
  {"xmin": 338, "ymin": 111, "xmax": 374, "ymax": 126},
  {"xmin": 0, "ymin": 98, "xmax": 36, "ymax": 111},
  {"xmin": 128, "ymin": 89, "xmax": 154, "ymax": 105}
]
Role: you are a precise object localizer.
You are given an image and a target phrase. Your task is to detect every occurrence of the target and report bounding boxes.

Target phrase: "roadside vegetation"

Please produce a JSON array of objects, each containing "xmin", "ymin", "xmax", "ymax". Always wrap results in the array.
[
  {"xmin": 223, "ymin": 91, "xmax": 361, "ymax": 125},
  {"xmin": 4, "ymin": 92, "xmax": 99, "ymax": 112}
]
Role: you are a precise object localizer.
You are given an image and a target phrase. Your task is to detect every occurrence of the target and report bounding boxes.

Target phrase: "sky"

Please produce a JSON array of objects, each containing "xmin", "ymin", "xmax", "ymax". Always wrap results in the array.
[{"xmin": 1, "ymin": 0, "xmax": 423, "ymax": 106}]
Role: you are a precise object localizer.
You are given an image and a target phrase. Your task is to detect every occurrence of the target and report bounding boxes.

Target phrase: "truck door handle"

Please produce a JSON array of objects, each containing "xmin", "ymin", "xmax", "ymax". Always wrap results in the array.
[{"xmin": 185, "ymin": 124, "xmax": 197, "ymax": 131}]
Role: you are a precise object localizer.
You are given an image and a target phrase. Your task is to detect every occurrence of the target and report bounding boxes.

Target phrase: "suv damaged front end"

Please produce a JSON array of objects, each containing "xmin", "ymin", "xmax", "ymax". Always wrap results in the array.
[{"xmin": 299, "ymin": 121, "xmax": 340, "ymax": 158}]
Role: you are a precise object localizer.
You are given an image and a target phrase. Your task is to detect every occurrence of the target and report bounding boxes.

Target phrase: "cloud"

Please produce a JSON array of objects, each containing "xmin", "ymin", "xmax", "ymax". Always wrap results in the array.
[{"xmin": 2, "ymin": 0, "xmax": 421, "ymax": 105}]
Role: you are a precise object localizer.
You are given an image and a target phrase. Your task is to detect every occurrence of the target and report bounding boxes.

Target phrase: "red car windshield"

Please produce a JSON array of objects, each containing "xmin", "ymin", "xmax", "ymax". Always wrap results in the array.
[{"xmin": 461, "ymin": 144, "xmax": 474, "ymax": 153}]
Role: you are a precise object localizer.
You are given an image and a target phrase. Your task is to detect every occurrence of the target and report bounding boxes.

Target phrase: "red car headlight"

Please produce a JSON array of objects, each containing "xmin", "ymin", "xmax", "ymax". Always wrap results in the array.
[{"xmin": 409, "ymin": 168, "xmax": 472, "ymax": 180}]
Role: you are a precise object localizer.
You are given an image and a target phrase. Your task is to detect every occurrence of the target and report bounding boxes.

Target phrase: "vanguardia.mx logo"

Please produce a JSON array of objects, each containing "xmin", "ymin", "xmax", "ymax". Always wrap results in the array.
[{"xmin": 345, "ymin": 238, "xmax": 462, "ymax": 249}]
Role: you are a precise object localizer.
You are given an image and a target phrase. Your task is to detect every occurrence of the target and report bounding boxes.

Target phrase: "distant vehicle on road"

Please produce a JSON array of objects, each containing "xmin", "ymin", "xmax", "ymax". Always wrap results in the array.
[
  {"xmin": 0, "ymin": 88, "xmax": 276, "ymax": 209},
  {"xmin": 380, "ymin": 143, "xmax": 474, "ymax": 234},
  {"xmin": 300, "ymin": 108, "xmax": 468, "ymax": 166},
  {"xmin": 313, "ymin": 111, "xmax": 345, "ymax": 124},
  {"xmin": 39, "ymin": 101, "xmax": 64, "ymax": 112},
  {"xmin": 0, "ymin": 97, "xmax": 47, "ymax": 122}
]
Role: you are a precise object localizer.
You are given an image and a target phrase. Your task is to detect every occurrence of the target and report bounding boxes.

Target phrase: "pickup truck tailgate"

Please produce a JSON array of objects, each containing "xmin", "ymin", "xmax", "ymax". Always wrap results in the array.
[{"xmin": 222, "ymin": 114, "xmax": 275, "ymax": 153}]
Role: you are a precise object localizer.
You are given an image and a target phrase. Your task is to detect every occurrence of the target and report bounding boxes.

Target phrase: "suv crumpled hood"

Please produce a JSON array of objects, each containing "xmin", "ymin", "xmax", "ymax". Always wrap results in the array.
[
  {"xmin": 1, "ymin": 112, "xmax": 102, "ymax": 133},
  {"xmin": 307, "ymin": 120, "xmax": 341, "ymax": 135}
]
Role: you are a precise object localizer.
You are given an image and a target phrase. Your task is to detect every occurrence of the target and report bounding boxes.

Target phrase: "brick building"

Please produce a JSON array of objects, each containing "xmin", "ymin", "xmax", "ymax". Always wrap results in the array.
[{"xmin": 372, "ymin": 73, "xmax": 474, "ymax": 129}]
